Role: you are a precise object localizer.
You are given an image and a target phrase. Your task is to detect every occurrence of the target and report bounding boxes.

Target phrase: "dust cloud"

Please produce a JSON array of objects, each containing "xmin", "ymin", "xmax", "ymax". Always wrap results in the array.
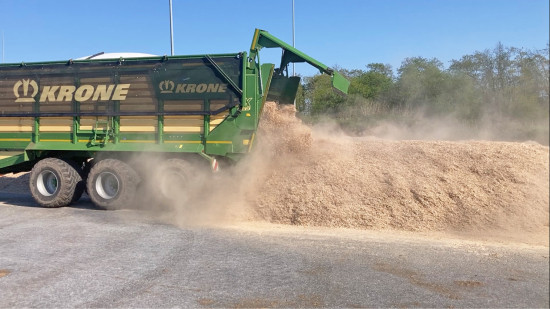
[
  {"xmin": 143, "ymin": 102, "xmax": 315, "ymax": 228},
  {"xmin": 365, "ymin": 111, "xmax": 549, "ymax": 145}
]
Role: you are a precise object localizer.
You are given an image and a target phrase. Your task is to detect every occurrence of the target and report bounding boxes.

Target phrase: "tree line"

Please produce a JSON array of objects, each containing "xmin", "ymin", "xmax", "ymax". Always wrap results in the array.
[{"xmin": 295, "ymin": 42, "xmax": 549, "ymax": 144}]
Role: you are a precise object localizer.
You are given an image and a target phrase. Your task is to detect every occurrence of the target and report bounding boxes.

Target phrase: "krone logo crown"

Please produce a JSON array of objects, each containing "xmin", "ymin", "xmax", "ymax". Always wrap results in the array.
[
  {"xmin": 159, "ymin": 80, "xmax": 175, "ymax": 94},
  {"xmin": 13, "ymin": 79, "xmax": 39, "ymax": 102}
]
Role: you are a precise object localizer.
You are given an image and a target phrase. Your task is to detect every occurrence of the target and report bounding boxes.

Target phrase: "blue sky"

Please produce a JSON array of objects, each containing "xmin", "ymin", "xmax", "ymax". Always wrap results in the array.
[{"xmin": 1, "ymin": 0, "xmax": 548, "ymax": 76}]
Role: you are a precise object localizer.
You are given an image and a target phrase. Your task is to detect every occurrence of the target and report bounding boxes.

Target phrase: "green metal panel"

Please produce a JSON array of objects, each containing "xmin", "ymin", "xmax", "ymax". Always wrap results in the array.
[
  {"xmin": 0, "ymin": 133, "xmax": 32, "ymax": 149},
  {"xmin": 267, "ymin": 75, "xmax": 300, "ymax": 105},
  {"xmin": 0, "ymin": 151, "xmax": 26, "ymax": 170}
]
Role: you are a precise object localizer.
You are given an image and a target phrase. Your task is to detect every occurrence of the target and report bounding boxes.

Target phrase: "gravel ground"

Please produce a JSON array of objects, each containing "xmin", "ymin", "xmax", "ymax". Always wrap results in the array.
[{"xmin": 0, "ymin": 195, "xmax": 548, "ymax": 308}]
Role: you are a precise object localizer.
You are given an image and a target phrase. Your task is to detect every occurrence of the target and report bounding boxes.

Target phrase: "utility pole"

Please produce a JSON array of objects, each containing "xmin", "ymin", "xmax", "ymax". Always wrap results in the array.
[
  {"xmin": 169, "ymin": 0, "xmax": 174, "ymax": 56},
  {"xmin": 292, "ymin": 0, "xmax": 295, "ymax": 76},
  {"xmin": 292, "ymin": 0, "xmax": 296, "ymax": 108},
  {"xmin": 2, "ymin": 31, "xmax": 4, "ymax": 63}
]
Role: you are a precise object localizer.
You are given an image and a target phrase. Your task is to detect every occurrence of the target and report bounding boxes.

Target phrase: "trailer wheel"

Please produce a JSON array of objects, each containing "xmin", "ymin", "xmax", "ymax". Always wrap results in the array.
[
  {"xmin": 154, "ymin": 158, "xmax": 195, "ymax": 204},
  {"xmin": 87, "ymin": 159, "xmax": 139, "ymax": 210},
  {"xmin": 29, "ymin": 158, "xmax": 83, "ymax": 208}
]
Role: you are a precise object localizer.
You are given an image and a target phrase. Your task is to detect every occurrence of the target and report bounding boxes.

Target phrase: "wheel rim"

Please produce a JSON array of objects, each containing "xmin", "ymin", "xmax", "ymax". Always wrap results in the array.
[
  {"xmin": 95, "ymin": 172, "xmax": 120, "ymax": 200},
  {"xmin": 37, "ymin": 170, "xmax": 59, "ymax": 196},
  {"xmin": 159, "ymin": 171, "xmax": 186, "ymax": 199}
]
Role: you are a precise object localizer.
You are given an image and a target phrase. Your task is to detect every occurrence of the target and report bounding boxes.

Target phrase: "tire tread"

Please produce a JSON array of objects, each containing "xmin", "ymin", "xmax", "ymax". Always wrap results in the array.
[{"xmin": 29, "ymin": 158, "xmax": 83, "ymax": 208}]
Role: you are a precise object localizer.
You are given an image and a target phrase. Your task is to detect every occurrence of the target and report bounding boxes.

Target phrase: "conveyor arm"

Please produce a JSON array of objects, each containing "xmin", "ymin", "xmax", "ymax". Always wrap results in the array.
[{"xmin": 249, "ymin": 29, "xmax": 349, "ymax": 94}]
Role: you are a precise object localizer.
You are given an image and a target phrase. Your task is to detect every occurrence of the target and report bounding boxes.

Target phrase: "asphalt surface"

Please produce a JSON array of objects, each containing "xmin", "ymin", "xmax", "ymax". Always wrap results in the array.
[{"xmin": 0, "ymin": 191, "xmax": 548, "ymax": 308}]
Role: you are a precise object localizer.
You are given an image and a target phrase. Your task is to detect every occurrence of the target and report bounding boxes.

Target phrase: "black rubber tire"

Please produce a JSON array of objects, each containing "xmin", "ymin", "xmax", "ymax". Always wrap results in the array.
[
  {"xmin": 29, "ymin": 158, "xmax": 83, "ymax": 208},
  {"xmin": 153, "ymin": 158, "xmax": 195, "ymax": 205},
  {"xmin": 86, "ymin": 159, "xmax": 139, "ymax": 210}
]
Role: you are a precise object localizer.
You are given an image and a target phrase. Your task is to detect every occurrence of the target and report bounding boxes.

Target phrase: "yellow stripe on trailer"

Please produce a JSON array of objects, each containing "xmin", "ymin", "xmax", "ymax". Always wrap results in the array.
[
  {"xmin": 163, "ymin": 140, "xmax": 232, "ymax": 144},
  {"xmin": 0, "ymin": 126, "xmax": 33, "ymax": 132},
  {"xmin": 40, "ymin": 139, "xmax": 71, "ymax": 142},
  {"xmin": 119, "ymin": 140, "xmax": 156, "ymax": 144},
  {"xmin": 163, "ymin": 140, "xmax": 202, "ymax": 144},
  {"xmin": 250, "ymin": 28, "xmax": 260, "ymax": 50},
  {"xmin": 0, "ymin": 138, "xmax": 31, "ymax": 142},
  {"xmin": 206, "ymin": 141, "xmax": 232, "ymax": 144}
]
